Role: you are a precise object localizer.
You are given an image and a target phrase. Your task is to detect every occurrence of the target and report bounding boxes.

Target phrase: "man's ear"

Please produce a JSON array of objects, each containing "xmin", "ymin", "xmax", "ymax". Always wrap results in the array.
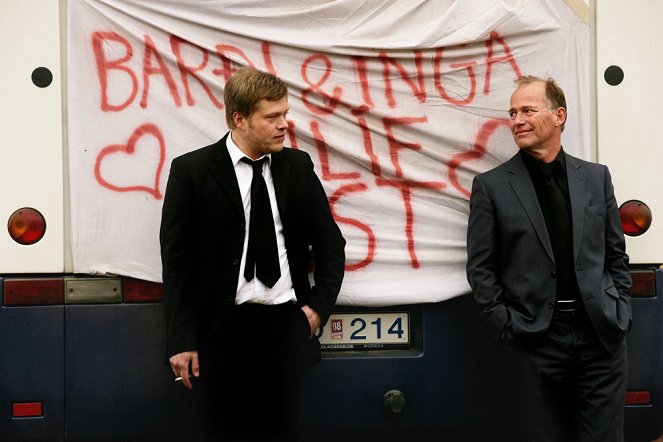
[
  {"xmin": 554, "ymin": 107, "xmax": 567, "ymax": 128},
  {"xmin": 233, "ymin": 111, "xmax": 246, "ymax": 129}
]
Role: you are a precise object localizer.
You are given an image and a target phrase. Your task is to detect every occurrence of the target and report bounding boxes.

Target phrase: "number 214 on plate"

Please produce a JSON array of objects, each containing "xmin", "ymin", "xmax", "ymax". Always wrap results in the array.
[{"xmin": 317, "ymin": 313, "xmax": 409, "ymax": 345}]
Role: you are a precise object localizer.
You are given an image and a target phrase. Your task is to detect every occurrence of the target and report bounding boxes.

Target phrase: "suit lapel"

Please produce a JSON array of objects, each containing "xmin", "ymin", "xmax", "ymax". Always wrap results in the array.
[
  {"xmin": 270, "ymin": 150, "xmax": 290, "ymax": 217},
  {"xmin": 564, "ymin": 153, "xmax": 586, "ymax": 264},
  {"xmin": 506, "ymin": 154, "xmax": 555, "ymax": 262},
  {"xmin": 209, "ymin": 135, "xmax": 244, "ymax": 219}
]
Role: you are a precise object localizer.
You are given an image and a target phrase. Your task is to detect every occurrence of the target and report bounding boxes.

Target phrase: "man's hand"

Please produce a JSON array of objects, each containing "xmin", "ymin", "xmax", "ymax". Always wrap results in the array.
[
  {"xmin": 301, "ymin": 305, "xmax": 321, "ymax": 337},
  {"xmin": 169, "ymin": 350, "xmax": 199, "ymax": 390}
]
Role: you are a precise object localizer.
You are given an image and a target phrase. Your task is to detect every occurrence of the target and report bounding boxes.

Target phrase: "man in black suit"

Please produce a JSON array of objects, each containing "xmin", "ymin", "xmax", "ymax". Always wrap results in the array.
[
  {"xmin": 160, "ymin": 67, "xmax": 345, "ymax": 441},
  {"xmin": 466, "ymin": 76, "xmax": 631, "ymax": 441}
]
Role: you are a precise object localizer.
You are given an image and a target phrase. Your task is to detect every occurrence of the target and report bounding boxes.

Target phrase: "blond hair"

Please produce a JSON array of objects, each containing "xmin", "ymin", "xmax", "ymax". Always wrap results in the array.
[{"xmin": 224, "ymin": 67, "xmax": 288, "ymax": 129}]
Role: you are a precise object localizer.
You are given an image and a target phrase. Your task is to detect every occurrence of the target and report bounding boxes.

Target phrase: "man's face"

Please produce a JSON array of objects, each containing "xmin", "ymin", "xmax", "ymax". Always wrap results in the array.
[
  {"xmin": 508, "ymin": 82, "xmax": 562, "ymax": 155},
  {"xmin": 235, "ymin": 97, "xmax": 289, "ymax": 159}
]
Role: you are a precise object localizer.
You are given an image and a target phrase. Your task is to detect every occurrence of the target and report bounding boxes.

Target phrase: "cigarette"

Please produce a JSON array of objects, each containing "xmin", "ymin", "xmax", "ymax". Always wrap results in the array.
[{"xmin": 174, "ymin": 376, "xmax": 182, "ymax": 382}]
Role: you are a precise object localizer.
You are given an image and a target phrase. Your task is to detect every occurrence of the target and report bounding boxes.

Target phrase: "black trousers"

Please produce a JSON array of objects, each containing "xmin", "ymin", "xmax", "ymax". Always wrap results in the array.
[
  {"xmin": 196, "ymin": 302, "xmax": 312, "ymax": 442},
  {"xmin": 503, "ymin": 308, "xmax": 627, "ymax": 442}
]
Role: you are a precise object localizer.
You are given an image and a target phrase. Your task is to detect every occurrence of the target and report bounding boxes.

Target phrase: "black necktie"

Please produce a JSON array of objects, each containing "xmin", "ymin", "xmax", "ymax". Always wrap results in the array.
[
  {"xmin": 538, "ymin": 161, "xmax": 571, "ymax": 235},
  {"xmin": 537, "ymin": 161, "xmax": 575, "ymax": 292},
  {"xmin": 241, "ymin": 157, "xmax": 281, "ymax": 288}
]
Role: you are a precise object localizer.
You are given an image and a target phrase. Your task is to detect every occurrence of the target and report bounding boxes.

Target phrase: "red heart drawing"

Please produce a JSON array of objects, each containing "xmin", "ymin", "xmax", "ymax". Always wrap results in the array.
[{"xmin": 94, "ymin": 123, "xmax": 165, "ymax": 199}]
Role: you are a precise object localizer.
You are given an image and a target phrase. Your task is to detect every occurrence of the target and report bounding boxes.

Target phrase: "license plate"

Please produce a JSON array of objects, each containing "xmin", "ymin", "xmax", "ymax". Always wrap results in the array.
[{"xmin": 318, "ymin": 312, "xmax": 410, "ymax": 350}]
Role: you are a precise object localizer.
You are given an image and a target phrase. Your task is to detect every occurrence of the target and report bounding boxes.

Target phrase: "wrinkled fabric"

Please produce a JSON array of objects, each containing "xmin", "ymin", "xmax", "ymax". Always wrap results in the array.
[{"xmin": 67, "ymin": 0, "xmax": 589, "ymax": 305}]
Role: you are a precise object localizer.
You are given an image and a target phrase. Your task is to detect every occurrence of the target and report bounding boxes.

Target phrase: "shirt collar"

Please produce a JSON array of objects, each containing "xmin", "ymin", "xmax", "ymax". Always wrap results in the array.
[
  {"xmin": 226, "ymin": 131, "xmax": 272, "ymax": 167},
  {"xmin": 519, "ymin": 147, "xmax": 566, "ymax": 177}
]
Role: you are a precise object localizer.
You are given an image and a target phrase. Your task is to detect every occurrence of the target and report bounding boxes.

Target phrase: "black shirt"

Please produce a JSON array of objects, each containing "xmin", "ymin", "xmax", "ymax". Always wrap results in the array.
[{"xmin": 520, "ymin": 149, "xmax": 580, "ymax": 301}]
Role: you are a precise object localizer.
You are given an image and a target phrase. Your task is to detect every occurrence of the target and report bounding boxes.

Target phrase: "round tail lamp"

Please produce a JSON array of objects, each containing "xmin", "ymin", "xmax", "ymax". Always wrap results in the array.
[
  {"xmin": 7, "ymin": 207, "xmax": 47, "ymax": 245},
  {"xmin": 619, "ymin": 200, "xmax": 652, "ymax": 237}
]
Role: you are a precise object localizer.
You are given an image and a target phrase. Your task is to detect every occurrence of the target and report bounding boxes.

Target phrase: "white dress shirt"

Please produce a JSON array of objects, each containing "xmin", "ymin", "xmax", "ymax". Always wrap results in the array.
[{"xmin": 226, "ymin": 132, "xmax": 296, "ymax": 305}]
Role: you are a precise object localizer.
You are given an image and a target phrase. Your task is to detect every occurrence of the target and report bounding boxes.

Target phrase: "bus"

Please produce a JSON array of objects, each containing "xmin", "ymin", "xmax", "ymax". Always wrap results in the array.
[{"xmin": 1, "ymin": 1, "xmax": 661, "ymax": 441}]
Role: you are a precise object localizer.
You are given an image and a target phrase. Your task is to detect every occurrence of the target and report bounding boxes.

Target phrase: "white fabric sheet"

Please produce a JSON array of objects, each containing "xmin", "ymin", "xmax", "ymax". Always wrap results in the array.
[{"xmin": 67, "ymin": 0, "xmax": 589, "ymax": 305}]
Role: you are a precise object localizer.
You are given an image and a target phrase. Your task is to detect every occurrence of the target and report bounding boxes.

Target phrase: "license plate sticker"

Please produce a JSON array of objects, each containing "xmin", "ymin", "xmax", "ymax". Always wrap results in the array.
[{"xmin": 318, "ymin": 312, "xmax": 410, "ymax": 350}]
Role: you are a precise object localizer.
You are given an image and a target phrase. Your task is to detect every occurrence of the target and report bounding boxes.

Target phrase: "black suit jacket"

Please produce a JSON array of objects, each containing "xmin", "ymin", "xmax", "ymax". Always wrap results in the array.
[
  {"xmin": 466, "ymin": 151, "xmax": 631, "ymax": 354},
  {"xmin": 160, "ymin": 134, "xmax": 345, "ymax": 358}
]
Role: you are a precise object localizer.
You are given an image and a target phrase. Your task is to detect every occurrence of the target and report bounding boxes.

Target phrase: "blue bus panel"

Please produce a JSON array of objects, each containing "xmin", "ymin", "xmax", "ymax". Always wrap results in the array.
[{"xmin": 1, "ymin": 271, "xmax": 661, "ymax": 441}]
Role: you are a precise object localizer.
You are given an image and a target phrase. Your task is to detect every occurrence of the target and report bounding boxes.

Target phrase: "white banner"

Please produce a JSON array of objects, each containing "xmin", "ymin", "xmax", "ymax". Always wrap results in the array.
[{"xmin": 67, "ymin": 0, "xmax": 589, "ymax": 305}]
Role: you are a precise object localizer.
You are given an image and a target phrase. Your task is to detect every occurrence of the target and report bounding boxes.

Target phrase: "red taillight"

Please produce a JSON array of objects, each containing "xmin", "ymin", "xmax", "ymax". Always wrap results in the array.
[
  {"xmin": 122, "ymin": 277, "xmax": 164, "ymax": 302},
  {"xmin": 3, "ymin": 278, "xmax": 64, "ymax": 306},
  {"xmin": 7, "ymin": 207, "xmax": 46, "ymax": 245},
  {"xmin": 630, "ymin": 270, "xmax": 656, "ymax": 298},
  {"xmin": 625, "ymin": 390, "xmax": 651, "ymax": 406},
  {"xmin": 12, "ymin": 402, "xmax": 43, "ymax": 418},
  {"xmin": 619, "ymin": 200, "xmax": 652, "ymax": 237}
]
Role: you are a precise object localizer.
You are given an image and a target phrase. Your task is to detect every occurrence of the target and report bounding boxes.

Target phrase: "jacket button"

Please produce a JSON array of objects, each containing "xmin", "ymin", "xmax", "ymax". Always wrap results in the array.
[
  {"xmin": 551, "ymin": 271, "xmax": 556, "ymax": 278},
  {"xmin": 233, "ymin": 259, "xmax": 239, "ymax": 266},
  {"xmin": 548, "ymin": 302, "xmax": 554, "ymax": 309}
]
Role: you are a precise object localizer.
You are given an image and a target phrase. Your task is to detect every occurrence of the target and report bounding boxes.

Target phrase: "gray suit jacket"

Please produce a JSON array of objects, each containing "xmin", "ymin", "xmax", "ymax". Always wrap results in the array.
[{"xmin": 466, "ymin": 151, "xmax": 631, "ymax": 354}]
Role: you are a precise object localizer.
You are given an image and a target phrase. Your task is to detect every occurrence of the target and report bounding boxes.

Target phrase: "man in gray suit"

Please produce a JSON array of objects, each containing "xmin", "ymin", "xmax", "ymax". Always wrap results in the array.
[{"xmin": 466, "ymin": 76, "xmax": 631, "ymax": 441}]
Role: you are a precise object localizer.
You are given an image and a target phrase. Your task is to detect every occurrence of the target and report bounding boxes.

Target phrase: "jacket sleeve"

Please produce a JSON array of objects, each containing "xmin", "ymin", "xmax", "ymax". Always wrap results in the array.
[
  {"xmin": 160, "ymin": 158, "xmax": 200, "ymax": 358},
  {"xmin": 466, "ymin": 175, "xmax": 511, "ymax": 341},
  {"xmin": 303, "ymin": 153, "xmax": 346, "ymax": 326},
  {"xmin": 602, "ymin": 166, "xmax": 632, "ymax": 323}
]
